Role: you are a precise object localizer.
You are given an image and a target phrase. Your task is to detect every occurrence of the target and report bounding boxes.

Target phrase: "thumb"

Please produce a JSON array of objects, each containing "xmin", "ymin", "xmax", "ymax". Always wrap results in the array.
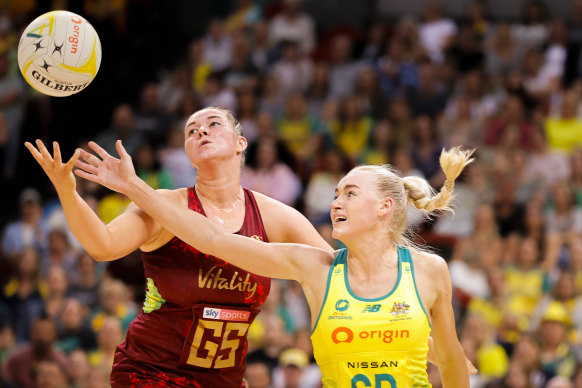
[{"xmin": 115, "ymin": 140, "xmax": 131, "ymax": 160}]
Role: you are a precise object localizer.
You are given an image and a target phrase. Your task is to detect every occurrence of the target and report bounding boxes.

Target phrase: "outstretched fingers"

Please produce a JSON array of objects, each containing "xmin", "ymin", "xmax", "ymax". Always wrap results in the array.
[
  {"xmin": 74, "ymin": 158, "xmax": 99, "ymax": 175},
  {"xmin": 74, "ymin": 167, "xmax": 100, "ymax": 184},
  {"xmin": 53, "ymin": 142, "xmax": 62, "ymax": 164},
  {"xmin": 65, "ymin": 149, "xmax": 81, "ymax": 170},
  {"xmin": 24, "ymin": 142, "xmax": 44, "ymax": 165},
  {"xmin": 115, "ymin": 140, "xmax": 130, "ymax": 160},
  {"xmin": 88, "ymin": 141, "xmax": 112, "ymax": 160},
  {"xmin": 35, "ymin": 139, "xmax": 53, "ymax": 162}
]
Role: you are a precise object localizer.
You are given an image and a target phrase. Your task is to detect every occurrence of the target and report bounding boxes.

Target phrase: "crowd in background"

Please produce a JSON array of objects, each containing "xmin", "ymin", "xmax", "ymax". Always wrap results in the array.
[{"xmin": 1, "ymin": 0, "xmax": 582, "ymax": 387}]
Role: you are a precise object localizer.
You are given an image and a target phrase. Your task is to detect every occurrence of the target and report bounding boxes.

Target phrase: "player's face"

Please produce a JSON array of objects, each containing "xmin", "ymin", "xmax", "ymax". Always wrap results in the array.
[
  {"xmin": 183, "ymin": 109, "xmax": 246, "ymax": 167},
  {"xmin": 330, "ymin": 171, "xmax": 387, "ymax": 241}
]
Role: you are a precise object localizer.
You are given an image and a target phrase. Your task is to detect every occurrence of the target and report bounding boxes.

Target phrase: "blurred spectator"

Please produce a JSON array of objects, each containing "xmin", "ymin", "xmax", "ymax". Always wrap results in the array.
[
  {"xmin": 525, "ymin": 125, "xmax": 571, "ymax": 189},
  {"xmin": 376, "ymin": 37, "xmax": 419, "ymax": 98},
  {"xmin": 2, "ymin": 188, "xmax": 48, "ymax": 260},
  {"xmin": 97, "ymin": 191, "xmax": 131, "ymax": 224},
  {"xmin": 246, "ymin": 359, "xmax": 273, "ymax": 388},
  {"xmin": 202, "ymin": 18, "xmax": 232, "ymax": 71},
  {"xmin": 272, "ymin": 347, "xmax": 318, "ymax": 388},
  {"xmin": 69, "ymin": 349, "xmax": 91, "ymax": 388},
  {"xmin": 538, "ymin": 301, "xmax": 577, "ymax": 378},
  {"xmin": 133, "ymin": 83, "xmax": 171, "ymax": 145},
  {"xmin": 405, "ymin": 62, "xmax": 448, "ymax": 118},
  {"xmin": 55, "ymin": 298, "xmax": 96, "ymax": 354},
  {"xmin": 224, "ymin": 0, "xmax": 262, "ymax": 33},
  {"xmin": 88, "ymin": 315, "xmax": 122, "ymax": 376},
  {"xmin": 268, "ymin": 0, "xmax": 316, "ymax": 55},
  {"xmin": 512, "ymin": 1, "xmax": 550, "ymax": 60},
  {"xmin": 242, "ymin": 135, "xmax": 301, "ymax": 206},
  {"xmin": 271, "ymin": 40, "xmax": 314, "ymax": 98},
  {"xmin": 359, "ymin": 119, "xmax": 394, "ymax": 165},
  {"xmin": 237, "ymin": 89, "xmax": 260, "ymax": 144},
  {"xmin": 327, "ymin": 34, "xmax": 362, "ymax": 99},
  {"xmin": 35, "ymin": 359, "xmax": 71, "ymax": 388},
  {"xmin": 438, "ymin": 94, "xmax": 483, "ymax": 148},
  {"xmin": 44, "ymin": 265, "xmax": 68, "ymax": 321},
  {"xmin": 276, "ymin": 93, "xmax": 321, "ymax": 166},
  {"xmin": 187, "ymin": 39, "xmax": 212, "ymax": 93},
  {"xmin": 90, "ymin": 279, "xmax": 137, "ymax": 333},
  {"xmin": 157, "ymin": 64, "xmax": 191, "ymax": 116},
  {"xmin": 460, "ymin": 314, "xmax": 509, "ymax": 381},
  {"xmin": 410, "ymin": 115, "xmax": 444, "ymax": 187},
  {"xmin": 354, "ymin": 66, "xmax": 389, "ymax": 120},
  {"xmin": 0, "ymin": 319, "xmax": 15, "ymax": 364},
  {"xmin": 485, "ymin": 22, "xmax": 521, "ymax": 83},
  {"xmin": 357, "ymin": 22, "xmax": 387, "ymax": 63},
  {"xmin": 1, "ymin": 248, "xmax": 45, "ymax": 342},
  {"xmin": 251, "ymin": 21, "xmax": 271, "ymax": 74},
  {"xmin": 3, "ymin": 315, "xmax": 70, "ymax": 388},
  {"xmin": 68, "ymin": 251, "xmax": 102, "ymax": 309},
  {"xmin": 305, "ymin": 62, "xmax": 330, "ymax": 116},
  {"xmin": 224, "ymin": 33, "xmax": 259, "ymax": 90},
  {"xmin": 544, "ymin": 185, "xmax": 582, "ymax": 239},
  {"xmin": 134, "ymin": 142, "xmax": 174, "ymax": 190},
  {"xmin": 544, "ymin": 91, "xmax": 582, "ymax": 154},
  {"xmin": 304, "ymin": 149, "xmax": 349, "ymax": 223},
  {"xmin": 260, "ymin": 74, "xmax": 284, "ymax": 118},
  {"xmin": 42, "ymin": 226, "xmax": 78, "ymax": 280},
  {"xmin": 202, "ymin": 71, "xmax": 238, "ymax": 112},
  {"xmin": 419, "ymin": 1, "xmax": 457, "ymax": 64},
  {"xmin": 158, "ymin": 126, "xmax": 197, "ymax": 189},
  {"xmin": 329, "ymin": 95, "xmax": 374, "ymax": 162},
  {"xmin": 485, "ymin": 95, "xmax": 532, "ymax": 149},
  {"xmin": 504, "ymin": 237, "xmax": 547, "ymax": 331}
]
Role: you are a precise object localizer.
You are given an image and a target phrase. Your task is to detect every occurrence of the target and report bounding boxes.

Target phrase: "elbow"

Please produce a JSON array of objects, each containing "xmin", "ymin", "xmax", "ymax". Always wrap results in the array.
[{"xmin": 85, "ymin": 247, "xmax": 118, "ymax": 262}]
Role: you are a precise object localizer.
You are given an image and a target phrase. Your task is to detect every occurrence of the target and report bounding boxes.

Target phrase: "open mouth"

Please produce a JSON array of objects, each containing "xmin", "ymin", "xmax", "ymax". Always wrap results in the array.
[{"xmin": 333, "ymin": 216, "xmax": 347, "ymax": 223}]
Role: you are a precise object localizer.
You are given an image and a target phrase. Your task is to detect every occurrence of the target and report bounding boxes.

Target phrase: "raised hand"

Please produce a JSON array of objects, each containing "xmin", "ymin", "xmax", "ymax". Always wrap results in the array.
[
  {"xmin": 25, "ymin": 140, "xmax": 81, "ymax": 194},
  {"xmin": 74, "ymin": 140, "xmax": 137, "ymax": 195}
]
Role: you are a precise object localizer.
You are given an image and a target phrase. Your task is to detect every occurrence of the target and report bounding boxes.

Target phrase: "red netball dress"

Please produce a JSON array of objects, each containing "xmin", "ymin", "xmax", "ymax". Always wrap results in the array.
[{"xmin": 110, "ymin": 187, "xmax": 271, "ymax": 387}]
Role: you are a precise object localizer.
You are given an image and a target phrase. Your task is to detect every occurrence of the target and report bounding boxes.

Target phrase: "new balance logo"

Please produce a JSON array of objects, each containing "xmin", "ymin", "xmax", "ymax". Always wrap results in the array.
[{"xmin": 362, "ymin": 304, "xmax": 381, "ymax": 313}]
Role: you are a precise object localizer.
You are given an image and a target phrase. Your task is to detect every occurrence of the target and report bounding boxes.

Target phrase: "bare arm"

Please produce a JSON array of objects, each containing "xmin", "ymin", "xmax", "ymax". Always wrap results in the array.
[
  {"xmin": 430, "ymin": 257, "xmax": 470, "ymax": 388},
  {"xmin": 25, "ymin": 140, "xmax": 160, "ymax": 261},
  {"xmin": 74, "ymin": 140, "xmax": 331, "ymax": 281},
  {"xmin": 254, "ymin": 191, "xmax": 332, "ymax": 250}
]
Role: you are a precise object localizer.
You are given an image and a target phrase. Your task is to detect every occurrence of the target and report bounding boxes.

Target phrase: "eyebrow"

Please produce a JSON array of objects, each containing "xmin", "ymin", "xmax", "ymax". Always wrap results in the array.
[
  {"xmin": 334, "ymin": 184, "xmax": 360, "ymax": 193},
  {"xmin": 185, "ymin": 116, "xmax": 223, "ymax": 128}
]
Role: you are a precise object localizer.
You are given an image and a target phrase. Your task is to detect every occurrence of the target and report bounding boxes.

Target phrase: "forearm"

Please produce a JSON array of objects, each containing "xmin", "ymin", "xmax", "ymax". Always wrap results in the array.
[
  {"xmin": 125, "ymin": 177, "xmax": 221, "ymax": 254},
  {"xmin": 57, "ymin": 189, "xmax": 116, "ymax": 260},
  {"xmin": 438, "ymin": 347, "xmax": 470, "ymax": 388}
]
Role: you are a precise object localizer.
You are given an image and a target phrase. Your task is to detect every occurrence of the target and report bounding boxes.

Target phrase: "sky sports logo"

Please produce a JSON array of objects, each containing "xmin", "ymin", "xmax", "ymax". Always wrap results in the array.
[{"xmin": 203, "ymin": 307, "xmax": 250, "ymax": 322}]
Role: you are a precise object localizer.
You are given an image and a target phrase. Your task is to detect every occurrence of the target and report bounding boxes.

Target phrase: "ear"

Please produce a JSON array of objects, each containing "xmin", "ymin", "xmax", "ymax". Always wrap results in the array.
[
  {"xmin": 236, "ymin": 135, "xmax": 248, "ymax": 154},
  {"xmin": 379, "ymin": 197, "xmax": 393, "ymax": 217}
]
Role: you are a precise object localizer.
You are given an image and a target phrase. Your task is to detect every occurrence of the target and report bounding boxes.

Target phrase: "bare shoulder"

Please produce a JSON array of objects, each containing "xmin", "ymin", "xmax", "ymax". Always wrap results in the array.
[
  {"xmin": 410, "ymin": 250, "xmax": 448, "ymax": 271},
  {"xmin": 409, "ymin": 249, "xmax": 450, "ymax": 286},
  {"xmin": 251, "ymin": 190, "xmax": 319, "ymax": 243},
  {"xmin": 252, "ymin": 190, "xmax": 300, "ymax": 216}
]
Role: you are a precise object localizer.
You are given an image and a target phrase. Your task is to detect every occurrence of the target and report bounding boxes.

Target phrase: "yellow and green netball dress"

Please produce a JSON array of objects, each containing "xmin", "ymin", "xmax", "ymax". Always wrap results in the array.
[{"xmin": 311, "ymin": 247, "xmax": 431, "ymax": 388}]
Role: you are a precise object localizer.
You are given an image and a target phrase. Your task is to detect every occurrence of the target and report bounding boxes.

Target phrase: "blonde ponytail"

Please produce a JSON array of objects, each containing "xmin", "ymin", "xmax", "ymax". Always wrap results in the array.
[
  {"xmin": 402, "ymin": 147, "xmax": 474, "ymax": 212},
  {"xmin": 349, "ymin": 147, "xmax": 473, "ymax": 248}
]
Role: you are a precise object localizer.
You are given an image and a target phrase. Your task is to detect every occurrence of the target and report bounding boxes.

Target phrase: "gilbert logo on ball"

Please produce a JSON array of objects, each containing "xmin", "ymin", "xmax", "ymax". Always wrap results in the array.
[{"xmin": 17, "ymin": 10, "xmax": 102, "ymax": 97}]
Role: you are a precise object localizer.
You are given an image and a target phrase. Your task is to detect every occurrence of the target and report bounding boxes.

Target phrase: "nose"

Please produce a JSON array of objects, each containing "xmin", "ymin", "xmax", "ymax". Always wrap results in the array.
[
  {"xmin": 197, "ymin": 128, "xmax": 208, "ymax": 138},
  {"xmin": 330, "ymin": 197, "xmax": 341, "ymax": 210}
]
